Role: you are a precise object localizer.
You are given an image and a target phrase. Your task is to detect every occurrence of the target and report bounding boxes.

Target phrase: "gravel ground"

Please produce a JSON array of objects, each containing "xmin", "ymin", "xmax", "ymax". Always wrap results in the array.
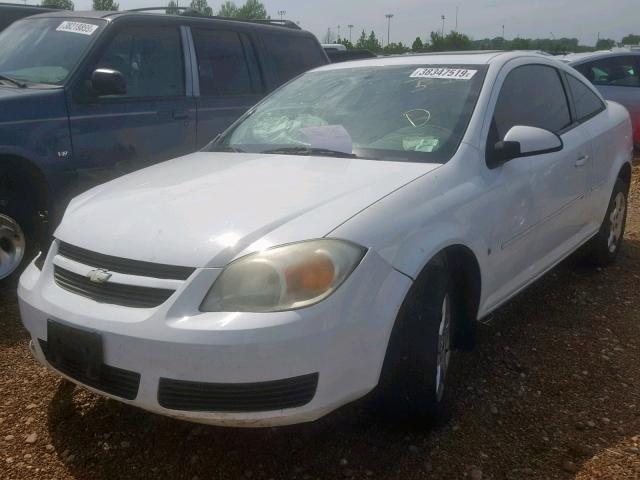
[{"xmin": 1, "ymin": 165, "xmax": 639, "ymax": 480}]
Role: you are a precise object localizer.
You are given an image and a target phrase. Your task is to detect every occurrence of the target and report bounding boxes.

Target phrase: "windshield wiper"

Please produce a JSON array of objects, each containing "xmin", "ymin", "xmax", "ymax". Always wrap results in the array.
[
  {"xmin": 261, "ymin": 147, "xmax": 357, "ymax": 158},
  {"xmin": 208, "ymin": 145, "xmax": 246, "ymax": 153},
  {"xmin": 0, "ymin": 74, "xmax": 26, "ymax": 88}
]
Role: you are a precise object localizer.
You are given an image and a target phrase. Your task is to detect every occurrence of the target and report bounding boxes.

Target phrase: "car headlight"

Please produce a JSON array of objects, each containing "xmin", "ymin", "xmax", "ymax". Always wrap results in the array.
[{"xmin": 201, "ymin": 239, "xmax": 366, "ymax": 312}]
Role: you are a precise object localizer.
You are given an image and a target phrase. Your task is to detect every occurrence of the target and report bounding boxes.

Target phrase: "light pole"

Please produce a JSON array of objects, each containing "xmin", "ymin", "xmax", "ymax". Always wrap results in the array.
[
  {"xmin": 277, "ymin": 10, "xmax": 286, "ymax": 22},
  {"xmin": 385, "ymin": 13, "xmax": 394, "ymax": 46},
  {"xmin": 348, "ymin": 24, "xmax": 354, "ymax": 43},
  {"xmin": 337, "ymin": 25, "xmax": 341, "ymax": 41},
  {"xmin": 501, "ymin": 24, "xmax": 505, "ymax": 38},
  {"xmin": 455, "ymin": 6, "xmax": 459, "ymax": 31},
  {"xmin": 441, "ymin": 15, "xmax": 446, "ymax": 36}
]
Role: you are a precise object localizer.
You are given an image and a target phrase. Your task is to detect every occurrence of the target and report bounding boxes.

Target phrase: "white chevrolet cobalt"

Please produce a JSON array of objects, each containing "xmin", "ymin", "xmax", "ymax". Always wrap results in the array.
[{"xmin": 19, "ymin": 52, "xmax": 633, "ymax": 427}]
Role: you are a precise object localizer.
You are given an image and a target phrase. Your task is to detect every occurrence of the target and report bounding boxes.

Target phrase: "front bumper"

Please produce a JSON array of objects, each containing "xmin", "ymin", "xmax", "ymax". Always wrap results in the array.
[{"xmin": 18, "ymin": 249, "xmax": 411, "ymax": 427}]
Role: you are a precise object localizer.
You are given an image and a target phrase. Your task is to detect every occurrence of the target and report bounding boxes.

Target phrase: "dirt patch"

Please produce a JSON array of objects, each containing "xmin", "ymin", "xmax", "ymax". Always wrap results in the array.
[{"xmin": 1, "ymin": 167, "xmax": 639, "ymax": 480}]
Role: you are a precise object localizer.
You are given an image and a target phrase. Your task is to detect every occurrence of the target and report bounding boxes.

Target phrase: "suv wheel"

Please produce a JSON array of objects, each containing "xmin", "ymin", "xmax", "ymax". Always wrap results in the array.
[
  {"xmin": 0, "ymin": 213, "xmax": 26, "ymax": 280},
  {"xmin": 0, "ymin": 180, "xmax": 36, "ymax": 284}
]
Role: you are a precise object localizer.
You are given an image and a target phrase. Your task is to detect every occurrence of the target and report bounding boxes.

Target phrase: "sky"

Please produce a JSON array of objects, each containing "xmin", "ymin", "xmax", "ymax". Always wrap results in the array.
[{"xmin": 61, "ymin": 0, "xmax": 640, "ymax": 47}]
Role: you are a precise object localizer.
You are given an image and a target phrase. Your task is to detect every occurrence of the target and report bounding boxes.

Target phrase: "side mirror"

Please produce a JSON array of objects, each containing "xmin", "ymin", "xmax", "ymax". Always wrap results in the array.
[
  {"xmin": 91, "ymin": 68, "xmax": 126, "ymax": 96},
  {"xmin": 488, "ymin": 125, "xmax": 563, "ymax": 168}
]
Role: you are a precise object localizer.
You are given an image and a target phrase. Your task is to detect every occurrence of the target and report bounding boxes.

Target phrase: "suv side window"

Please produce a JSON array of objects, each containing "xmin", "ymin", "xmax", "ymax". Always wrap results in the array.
[
  {"xmin": 566, "ymin": 74, "xmax": 606, "ymax": 122},
  {"xmin": 192, "ymin": 28, "xmax": 262, "ymax": 96},
  {"xmin": 262, "ymin": 33, "xmax": 326, "ymax": 83},
  {"xmin": 575, "ymin": 56, "xmax": 640, "ymax": 87},
  {"xmin": 94, "ymin": 25, "xmax": 184, "ymax": 98},
  {"xmin": 492, "ymin": 64, "xmax": 571, "ymax": 141}
]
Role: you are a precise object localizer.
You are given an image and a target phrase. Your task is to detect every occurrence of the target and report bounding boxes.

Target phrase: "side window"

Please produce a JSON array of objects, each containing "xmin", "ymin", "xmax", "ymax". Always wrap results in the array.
[
  {"xmin": 492, "ymin": 64, "xmax": 571, "ymax": 141},
  {"xmin": 566, "ymin": 74, "xmax": 605, "ymax": 122},
  {"xmin": 95, "ymin": 26, "xmax": 184, "ymax": 98},
  {"xmin": 262, "ymin": 34, "xmax": 326, "ymax": 84},
  {"xmin": 577, "ymin": 56, "xmax": 640, "ymax": 87},
  {"xmin": 192, "ymin": 29, "xmax": 262, "ymax": 96}
]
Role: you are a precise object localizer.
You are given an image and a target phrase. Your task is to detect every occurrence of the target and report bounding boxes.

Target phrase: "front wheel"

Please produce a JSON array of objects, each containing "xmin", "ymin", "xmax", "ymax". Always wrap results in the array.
[
  {"xmin": 0, "ymin": 180, "xmax": 38, "ymax": 285},
  {"xmin": 0, "ymin": 213, "xmax": 27, "ymax": 281},
  {"xmin": 378, "ymin": 256, "xmax": 453, "ymax": 420},
  {"xmin": 584, "ymin": 178, "xmax": 628, "ymax": 267}
]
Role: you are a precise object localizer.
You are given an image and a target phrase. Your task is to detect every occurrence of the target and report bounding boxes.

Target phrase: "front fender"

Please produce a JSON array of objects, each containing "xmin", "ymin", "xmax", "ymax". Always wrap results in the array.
[
  {"xmin": 331, "ymin": 145, "xmax": 489, "ymax": 291},
  {"xmin": 386, "ymin": 222, "xmax": 486, "ymax": 282}
]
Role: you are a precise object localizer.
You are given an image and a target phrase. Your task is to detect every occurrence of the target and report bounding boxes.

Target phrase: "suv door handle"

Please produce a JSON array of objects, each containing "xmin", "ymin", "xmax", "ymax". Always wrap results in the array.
[
  {"xmin": 575, "ymin": 155, "xmax": 589, "ymax": 167},
  {"xmin": 172, "ymin": 110, "xmax": 189, "ymax": 120}
]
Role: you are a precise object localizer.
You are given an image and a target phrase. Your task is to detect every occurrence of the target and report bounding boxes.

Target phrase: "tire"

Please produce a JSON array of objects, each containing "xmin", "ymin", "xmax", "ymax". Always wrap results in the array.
[
  {"xmin": 0, "ymin": 177, "xmax": 37, "ymax": 286},
  {"xmin": 584, "ymin": 178, "xmax": 628, "ymax": 267},
  {"xmin": 378, "ymin": 255, "xmax": 453, "ymax": 420}
]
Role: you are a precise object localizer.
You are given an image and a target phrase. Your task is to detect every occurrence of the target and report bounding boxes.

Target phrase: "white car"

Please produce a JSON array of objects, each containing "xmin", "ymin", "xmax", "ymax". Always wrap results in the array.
[{"xmin": 19, "ymin": 52, "xmax": 633, "ymax": 427}]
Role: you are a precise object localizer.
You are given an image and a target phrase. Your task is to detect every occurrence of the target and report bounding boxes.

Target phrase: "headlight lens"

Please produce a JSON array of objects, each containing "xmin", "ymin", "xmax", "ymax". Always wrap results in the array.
[{"xmin": 201, "ymin": 239, "xmax": 366, "ymax": 312}]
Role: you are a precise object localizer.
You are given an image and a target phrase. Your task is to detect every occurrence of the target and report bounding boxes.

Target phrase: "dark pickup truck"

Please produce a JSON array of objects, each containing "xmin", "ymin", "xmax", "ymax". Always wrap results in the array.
[{"xmin": 0, "ymin": 10, "xmax": 328, "ymax": 281}]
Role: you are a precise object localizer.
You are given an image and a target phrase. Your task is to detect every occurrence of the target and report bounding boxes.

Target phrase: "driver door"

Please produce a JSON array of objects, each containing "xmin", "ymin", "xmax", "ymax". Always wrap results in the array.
[
  {"xmin": 67, "ymin": 23, "xmax": 196, "ymax": 190},
  {"xmin": 483, "ymin": 63, "xmax": 590, "ymax": 308}
]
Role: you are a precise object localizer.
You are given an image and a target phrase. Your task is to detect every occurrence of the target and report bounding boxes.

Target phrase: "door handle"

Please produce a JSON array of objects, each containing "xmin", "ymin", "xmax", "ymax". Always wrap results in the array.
[
  {"xmin": 172, "ymin": 110, "xmax": 189, "ymax": 120},
  {"xmin": 575, "ymin": 155, "xmax": 589, "ymax": 167}
]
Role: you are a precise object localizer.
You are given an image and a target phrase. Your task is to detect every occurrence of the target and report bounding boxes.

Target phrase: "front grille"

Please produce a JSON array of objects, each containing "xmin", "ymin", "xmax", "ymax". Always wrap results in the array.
[
  {"xmin": 158, "ymin": 373, "xmax": 319, "ymax": 412},
  {"xmin": 54, "ymin": 266, "xmax": 174, "ymax": 308},
  {"xmin": 58, "ymin": 242, "xmax": 195, "ymax": 280},
  {"xmin": 39, "ymin": 339, "xmax": 140, "ymax": 400}
]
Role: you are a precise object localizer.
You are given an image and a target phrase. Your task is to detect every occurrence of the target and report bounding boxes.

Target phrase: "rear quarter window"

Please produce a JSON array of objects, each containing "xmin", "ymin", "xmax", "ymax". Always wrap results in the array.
[
  {"xmin": 566, "ymin": 74, "xmax": 605, "ymax": 122},
  {"xmin": 262, "ymin": 33, "xmax": 327, "ymax": 84}
]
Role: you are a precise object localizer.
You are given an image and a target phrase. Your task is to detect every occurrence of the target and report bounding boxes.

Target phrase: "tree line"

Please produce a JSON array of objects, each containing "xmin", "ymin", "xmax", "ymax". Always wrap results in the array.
[
  {"xmin": 39, "ymin": 0, "xmax": 268, "ymax": 19},
  {"xmin": 31, "ymin": 0, "xmax": 640, "ymax": 54},
  {"xmin": 340, "ymin": 30, "xmax": 640, "ymax": 55}
]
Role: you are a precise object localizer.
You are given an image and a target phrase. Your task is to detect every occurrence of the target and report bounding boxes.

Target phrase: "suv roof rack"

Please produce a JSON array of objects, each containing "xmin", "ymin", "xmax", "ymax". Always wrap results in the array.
[
  {"xmin": 0, "ymin": 2, "xmax": 59, "ymax": 7},
  {"xmin": 124, "ymin": 8, "xmax": 301, "ymax": 29}
]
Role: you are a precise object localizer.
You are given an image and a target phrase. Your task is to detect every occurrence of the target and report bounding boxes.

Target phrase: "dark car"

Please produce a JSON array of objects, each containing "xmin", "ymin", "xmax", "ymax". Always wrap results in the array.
[
  {"xmin": 0, "ymin": 3, "xmax": 59, "ymax": 32},
  {"xmin": 0, "ymin": 10, "xmax": 328, "ymax": 282}
]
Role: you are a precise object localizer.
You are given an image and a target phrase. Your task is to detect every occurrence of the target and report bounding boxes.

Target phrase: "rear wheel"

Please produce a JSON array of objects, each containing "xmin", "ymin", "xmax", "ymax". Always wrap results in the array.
[
  {"xmin": 584, "ymin": 178, "xmax": 628, "ymax": 267},
  {"xmin": 378, "ymin": 256, "xmax": 454, "ymax": 420}
]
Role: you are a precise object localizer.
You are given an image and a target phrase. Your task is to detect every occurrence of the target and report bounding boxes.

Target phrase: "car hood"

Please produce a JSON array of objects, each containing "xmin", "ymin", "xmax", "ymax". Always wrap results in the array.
[{"xmin": 56, "ymin": 152, "xmax": 439, "ymax": 268}]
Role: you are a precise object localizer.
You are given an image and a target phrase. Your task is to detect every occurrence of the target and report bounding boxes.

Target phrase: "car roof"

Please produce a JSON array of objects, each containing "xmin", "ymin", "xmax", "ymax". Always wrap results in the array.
[
  {"xmin": 563, "ymin": 49, "xmax": 640, "ymax": 65},
  {"xmin": 26, "ymin": 10, "xmax": 312, "ymax": 35},
  {"xmin": 314, "ymin": 50, "xmax": 557, "ymax": 71}
]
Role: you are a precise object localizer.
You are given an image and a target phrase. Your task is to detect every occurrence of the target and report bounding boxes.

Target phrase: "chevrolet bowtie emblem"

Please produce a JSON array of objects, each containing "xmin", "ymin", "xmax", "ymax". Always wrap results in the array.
[{"xmin": 87, "ymin": 268, "xmax": 112, "ymax": 284}]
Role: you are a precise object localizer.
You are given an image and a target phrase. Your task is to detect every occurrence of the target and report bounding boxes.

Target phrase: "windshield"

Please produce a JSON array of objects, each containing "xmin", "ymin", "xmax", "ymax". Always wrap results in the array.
[
  {"xmin": 212, "ymin": 65, "xmax": 487, "ymax": 163},
  {"xmin": 0, "ymin": 17, "xmax": 104, "ymax": 86}
]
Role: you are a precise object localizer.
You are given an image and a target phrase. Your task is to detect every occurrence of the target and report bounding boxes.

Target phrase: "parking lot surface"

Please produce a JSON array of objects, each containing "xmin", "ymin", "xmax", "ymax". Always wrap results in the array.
[{"xmin": 1, "ymin": 165, "xmax": 639, "ymax": 480}]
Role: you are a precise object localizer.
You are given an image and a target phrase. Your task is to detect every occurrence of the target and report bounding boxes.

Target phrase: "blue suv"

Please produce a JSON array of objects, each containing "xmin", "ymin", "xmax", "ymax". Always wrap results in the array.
[{"xmin": 0, "ymin": 10, "xmax": 328, "ymax": 282}]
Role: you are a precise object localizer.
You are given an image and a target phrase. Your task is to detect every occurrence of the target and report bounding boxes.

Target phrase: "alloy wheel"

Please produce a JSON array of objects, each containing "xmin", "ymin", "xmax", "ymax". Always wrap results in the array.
[{"xmin": 608, "ymin": 192, "xmax": 626, "ymax": 253}]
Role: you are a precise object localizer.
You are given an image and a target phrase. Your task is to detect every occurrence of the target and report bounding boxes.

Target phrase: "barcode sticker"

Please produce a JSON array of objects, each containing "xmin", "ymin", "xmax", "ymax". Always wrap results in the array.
[
  {"xmin": 56, "ymin": 21, "xmax": 99, "ymax": 36},
  {"xmin": 410, "ymin": 68, "xmax": 478, "ymax": 80}
]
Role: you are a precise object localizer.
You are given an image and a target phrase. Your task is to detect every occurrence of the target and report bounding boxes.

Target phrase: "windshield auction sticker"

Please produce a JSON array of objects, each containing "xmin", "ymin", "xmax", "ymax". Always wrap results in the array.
[
  {"xmin": 56, "ymin": 21, "xmax": 99, "ymax": 36},
  {"xmin": 410, "ymin": 68, "xmax": 478, "ymax": 80}
]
